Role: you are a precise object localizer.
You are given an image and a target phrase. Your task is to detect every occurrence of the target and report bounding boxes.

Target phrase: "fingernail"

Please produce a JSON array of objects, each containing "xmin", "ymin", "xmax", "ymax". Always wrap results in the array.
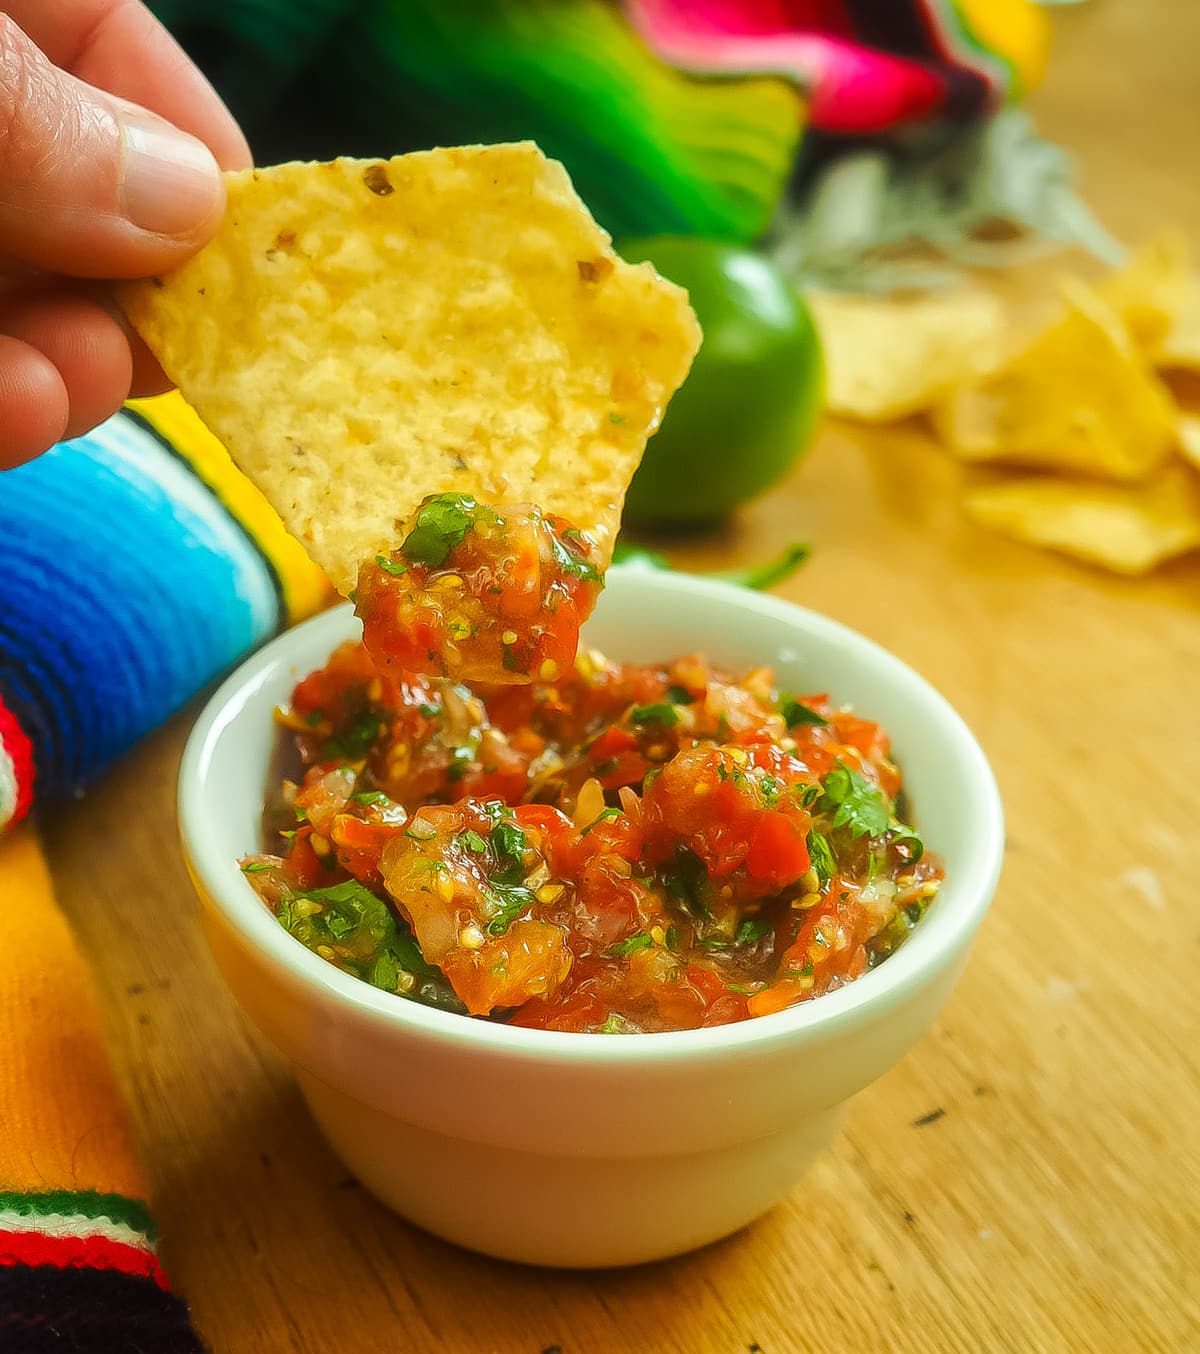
[{"xmin": 120, "ymin": 115, "xmax": 222, "ymax": 236}]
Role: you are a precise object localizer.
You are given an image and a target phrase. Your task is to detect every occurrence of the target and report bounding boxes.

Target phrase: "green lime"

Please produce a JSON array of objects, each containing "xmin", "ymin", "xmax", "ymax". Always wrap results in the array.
[{"xmin": 618, "ymin": 237, "xmax": 824, "ymax": 526}]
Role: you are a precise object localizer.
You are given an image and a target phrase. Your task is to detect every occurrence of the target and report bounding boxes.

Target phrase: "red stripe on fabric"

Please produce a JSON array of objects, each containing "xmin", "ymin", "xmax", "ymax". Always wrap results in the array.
[
  {"xmin": 0, "ymin": 1231, "xmax": 169, "ymax": 1290},
  {"xmin": 0, "ymin": 691, "xmax": 35, "ymax": 824}
]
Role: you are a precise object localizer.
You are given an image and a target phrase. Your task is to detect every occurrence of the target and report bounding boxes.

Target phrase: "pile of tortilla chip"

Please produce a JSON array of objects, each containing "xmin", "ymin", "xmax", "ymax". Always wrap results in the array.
[{"xmin": 810, "ymin": 231, "xmax": 1200, "ymax": 575}]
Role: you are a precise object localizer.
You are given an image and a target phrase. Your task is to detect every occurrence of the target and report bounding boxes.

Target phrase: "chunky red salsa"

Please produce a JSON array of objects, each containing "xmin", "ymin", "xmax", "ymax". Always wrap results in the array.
[
  {"xmin": 354, "ymin": 494, "xmax": 604, "ymax": 684},
  {"xmin": 242, "ymin": 641, "xmax": 942, "ymax": 1032}
]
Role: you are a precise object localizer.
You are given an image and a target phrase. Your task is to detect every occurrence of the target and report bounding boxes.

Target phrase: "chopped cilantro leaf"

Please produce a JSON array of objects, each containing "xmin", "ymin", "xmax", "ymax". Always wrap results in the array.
[
  {"xmin": 418, "ymin": 702, "xmax": 441, "ymax": 719},
  {"xmin": 459, "ymin": 829, "xmax": 488, "ymax": 853},
  {"xmin": 806, "ymin": 829, "xmax": 836, "ymax": 888},
  {"xmin": 889, "ymin": 825, "xmax": 926, "ymax": 863},
  {"xmin": 696, "ymin": 935, "xmax": 730, "ymax": 950},
  {"xmin": 780, "ymin": 697, "xmax": 827, "ymax": 728},
  {"xmin": 663, "ymin": 844, "xmax": 711, "ymax": 918},
  {"xmin": 664, "ymin": 924, "xmax": 680, "ymax": 952},
  {"xmin": 610, "ymin": 538, "xmax": 810, "ymax": 591},
  {"xmin": 374, "ymin": 554, "xmax": 408, "ymax": 576},
  {"xmin": 549, "ymin": 530, "xmax": 602, "ymax": 584},
  {"xmin": 736, "ymin": 918, "xmax": 772, "ymax": 946},
  {"xmin": 447, "ymin": 742, "xmax": 477, "ymax": 782},
  {"xmin": 489, "ymin": 818, "xmax": 528, "ymax": 884},
  {"xmin": 715, "ymin": 541, "xmax": 810, "ymax": 591},
  {"xmin": 793, "ymin": 783, "xmax": 821, "ymax": 809},
  {"xmin": 240, "ymin": 860, "xmax": 273, "ymax": 874},
  {"xmin": 484, "ymin": 883, "xmax": 535, "ymax": 935},
  {"xmin": 369, "ymin": 949, "xmax": 401, "ymax": 991},
  {"xmin": 401, "ymin": 493, "xmax": 476, "ymax": 568},
  {"xmin": 490, "ymin": 819, "xmax": 526, "ymax": 860},
  {"xmin": 323, "ymin": 708, "xmax": 384, "ymax": 760},
  {"xmin": 629, "ymin": 703, "xmax": 680, "ymax": 729},
  {"xmin": 350, "ymin": 790, "xmax": 388, "ymax": 805},
  {"xmin": 666, "ymin": 685, "xmax": 695, "ymax": 705},
  {"xmin": 283, "ymin": 880, "xmax": 394, "ymax": 959},
  {"xmin": 386, "ymin": 915, "xmax": 439, "ymax": 980},
  {"xmin": 758, "ymin": 775, "xmax": 782, "ymax": 808},
  {"xmin": 608, "ymin": 933, "xmax": 653, "ymax": 957},
  {"xmin": 581, "ymin": 806, "xmax": 623, "ymax": 836},
  {"xmin": 817, "ymin": 763, "xmax": 890, "ymax": 839}
]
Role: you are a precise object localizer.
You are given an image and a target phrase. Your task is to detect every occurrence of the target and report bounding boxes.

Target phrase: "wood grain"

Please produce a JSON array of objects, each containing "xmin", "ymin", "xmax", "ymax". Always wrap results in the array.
[{"xmin": 44, "ymin": 6, "xmax": 1200, "ymax": 1351}]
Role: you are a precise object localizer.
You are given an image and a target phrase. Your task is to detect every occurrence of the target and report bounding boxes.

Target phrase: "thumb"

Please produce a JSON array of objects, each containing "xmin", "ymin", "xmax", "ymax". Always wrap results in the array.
[{"xmin": 0, "ymin": 13, "xmax": 225, "ymax": 280}]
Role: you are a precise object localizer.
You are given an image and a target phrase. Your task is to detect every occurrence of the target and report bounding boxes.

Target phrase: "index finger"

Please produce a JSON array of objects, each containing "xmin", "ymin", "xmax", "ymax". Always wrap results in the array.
[{"xmin": 5, "ymin": 0, "xmax": 251, "ymax": 171}]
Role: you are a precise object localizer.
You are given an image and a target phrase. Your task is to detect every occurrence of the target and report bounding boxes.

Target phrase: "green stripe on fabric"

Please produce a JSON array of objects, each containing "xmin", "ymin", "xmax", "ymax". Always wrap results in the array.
[
  {"xmin": 0, "ymin": 1191, "xmax": 156, "ymax": 1242},
  {"xmin": 346, "ymin": 0, "xmax": 799, "ymax": 243}
]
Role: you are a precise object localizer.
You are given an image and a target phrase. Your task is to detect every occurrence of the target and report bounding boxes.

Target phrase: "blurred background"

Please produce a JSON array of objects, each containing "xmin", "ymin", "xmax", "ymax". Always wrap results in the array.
[
  {"xmin": 140, "ymin": 0, "xmax": 1200, "ymax": 561},
  {"xmin": 6, "ymin": 5, "xmax": 1198, "ymax": 1351}
]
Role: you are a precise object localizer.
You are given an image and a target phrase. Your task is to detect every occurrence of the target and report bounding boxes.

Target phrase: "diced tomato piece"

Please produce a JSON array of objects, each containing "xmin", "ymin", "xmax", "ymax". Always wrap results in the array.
[
  {"xmin": 441, "ymin": 919, "xmax": 573, "ymax": 1015},
  {"xmin": 746, "ymin": 812, "xmax": 810, "ymax": 886}
]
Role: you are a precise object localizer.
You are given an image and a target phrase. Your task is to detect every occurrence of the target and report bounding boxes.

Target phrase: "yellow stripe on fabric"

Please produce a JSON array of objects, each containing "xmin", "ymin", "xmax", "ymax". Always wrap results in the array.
[
  {"xmin": 952, "ymin": 0, "xmax": 1051, "ymax": 95},
  {"xmin": 0, "ymin": 827, "xmax": 148, "ymax": 1200},
  {"xmin": 126, "ymin": 392, "xmax": 333, "ymax": 623}
]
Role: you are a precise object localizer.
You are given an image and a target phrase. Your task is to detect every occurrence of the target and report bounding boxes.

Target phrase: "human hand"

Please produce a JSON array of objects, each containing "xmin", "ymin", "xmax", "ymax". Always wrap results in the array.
[{"xmin": 0, "ymin": 1, "xmax": 251, "ymax": 468}]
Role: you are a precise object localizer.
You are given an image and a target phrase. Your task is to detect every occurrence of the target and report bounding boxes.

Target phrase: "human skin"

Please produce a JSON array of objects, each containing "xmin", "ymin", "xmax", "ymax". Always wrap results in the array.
[{"xmin": 0, "ymin": 0, "xmax": 251, "ymax": 467}]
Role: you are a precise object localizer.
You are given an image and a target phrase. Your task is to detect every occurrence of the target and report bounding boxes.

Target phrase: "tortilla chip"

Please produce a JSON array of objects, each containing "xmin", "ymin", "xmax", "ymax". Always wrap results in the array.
[
  {"xmin": 964, "ymin": 467, "xmax": 1200, "ymax": 575},
  {"xmin": 1159, "ymin": 287, "xmax": 1200, "ymax": 371},
  {"xmin": 1177, "ymin": 415, "xmax": 1200, "ymax": 471},
  {"xmin": 119, "ymin": 145, "xmax": 701, "ymax": 592},
  {"xmin": 932, "ymin": 279, "xmax": 1176, "ymax": 482},
  {"xmin": 810, "ymin": 288, "xmax": 1007, "ymax": 422},
  {"xmin": 1100, "ymin": 230, "xmax": 1194, "ymax": 353}
]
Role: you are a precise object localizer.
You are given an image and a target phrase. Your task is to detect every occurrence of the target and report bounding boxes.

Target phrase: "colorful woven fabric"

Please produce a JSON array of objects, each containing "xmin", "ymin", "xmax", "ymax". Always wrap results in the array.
[
  {"xmin": 0, "ymin": 394, "xmax": 331, "ymax": 833},
  {"xmin": 626, "ymin": 0, "xmax": 1049, "ymax": 134},
  {"xmin": 149, "ymin": 0, "xmax": 1046, "ymax": 247},
  {"xmin": 0, "ymin": 827, "xmax": 206, "ymax": 1350}
]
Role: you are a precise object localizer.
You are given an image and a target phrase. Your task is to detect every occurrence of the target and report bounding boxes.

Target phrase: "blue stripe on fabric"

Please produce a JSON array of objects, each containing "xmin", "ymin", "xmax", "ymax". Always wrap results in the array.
[
  {"xmin": 0, "ymin": 413, "xmax": 280, "ymax": 799},
  {"xmin": 122, "ymin": 407, "xmax": 288, "ymax": 620}
]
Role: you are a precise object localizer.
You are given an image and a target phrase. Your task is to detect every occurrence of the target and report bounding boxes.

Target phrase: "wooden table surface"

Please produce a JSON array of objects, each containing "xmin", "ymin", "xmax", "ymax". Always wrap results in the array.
[{"xmin": 45, "ymin": 5, "xmax": 1199, "ymax": 1351}]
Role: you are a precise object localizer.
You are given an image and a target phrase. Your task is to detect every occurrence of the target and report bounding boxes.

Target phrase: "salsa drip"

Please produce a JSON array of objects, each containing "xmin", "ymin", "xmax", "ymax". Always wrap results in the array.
[
  {"xmin": 243, "ymin": 642, "xmax": 943, "ymax": 1033},
  {"xmin": 354, "ymin": 493, "xmax": 604, "ymax": 684}
]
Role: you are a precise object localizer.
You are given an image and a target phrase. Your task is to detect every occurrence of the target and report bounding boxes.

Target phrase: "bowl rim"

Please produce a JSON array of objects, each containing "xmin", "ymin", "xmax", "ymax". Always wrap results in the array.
[{"xmin": 179, "ymin": 569, "xmax": 1004, "ymax": 1067}]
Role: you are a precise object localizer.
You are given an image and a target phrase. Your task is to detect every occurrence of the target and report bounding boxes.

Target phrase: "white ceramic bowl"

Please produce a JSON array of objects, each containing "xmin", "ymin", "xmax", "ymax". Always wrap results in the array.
[{"xmin": 180, "ymin": 569, "xmax": 1003, "ymax": 1268}]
